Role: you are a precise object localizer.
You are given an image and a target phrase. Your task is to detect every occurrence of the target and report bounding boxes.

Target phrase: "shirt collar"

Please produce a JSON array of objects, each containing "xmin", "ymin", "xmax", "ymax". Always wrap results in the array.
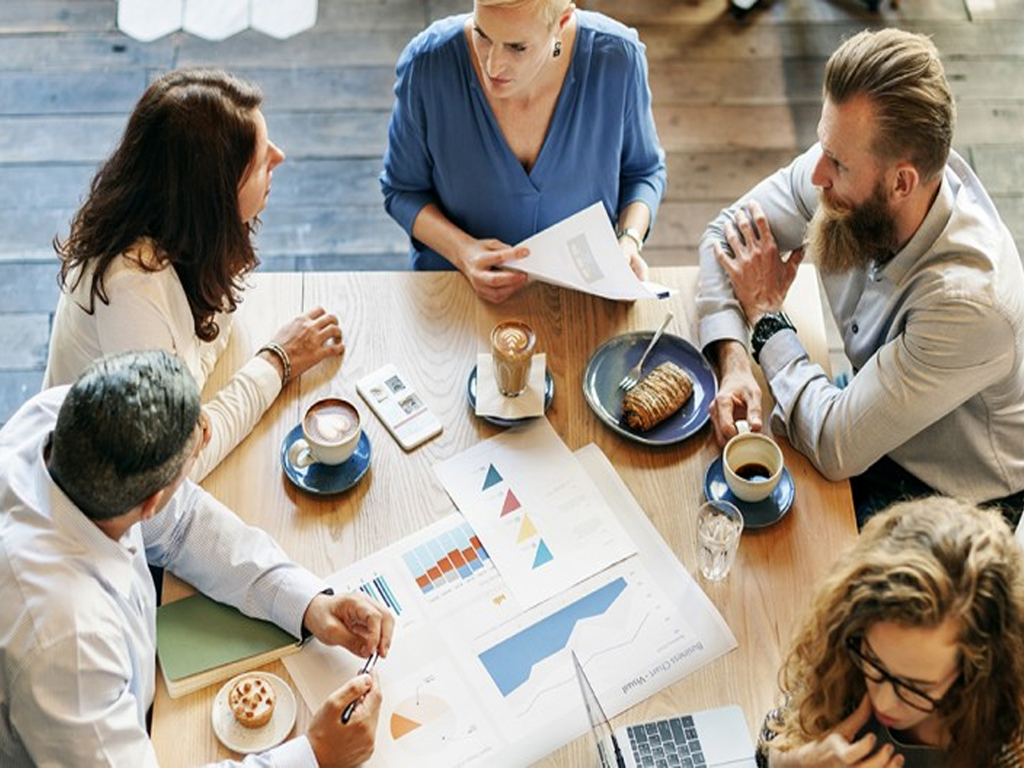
[{"xmin": 876, "ymin": 167, "xmax": 954, "ymax": 285}]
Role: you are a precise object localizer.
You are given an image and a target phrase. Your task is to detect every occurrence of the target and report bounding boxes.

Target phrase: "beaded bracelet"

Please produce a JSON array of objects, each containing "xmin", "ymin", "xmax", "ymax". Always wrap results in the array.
[{"xmin": 257, "ymin": 341, "xmax": 291, "ymax": 384}]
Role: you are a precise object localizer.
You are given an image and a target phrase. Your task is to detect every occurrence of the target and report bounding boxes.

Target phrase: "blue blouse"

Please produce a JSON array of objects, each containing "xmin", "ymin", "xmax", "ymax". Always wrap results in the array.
[{"xmin": 380, "ymin": 11, "xmax": 667, "ymax": 271}]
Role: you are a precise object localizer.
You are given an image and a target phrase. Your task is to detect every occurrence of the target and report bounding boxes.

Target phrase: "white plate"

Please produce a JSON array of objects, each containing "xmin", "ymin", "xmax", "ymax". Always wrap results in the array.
[{"xmin": 212, "ymin": 672, "xmax": 297, "ymax": 755}]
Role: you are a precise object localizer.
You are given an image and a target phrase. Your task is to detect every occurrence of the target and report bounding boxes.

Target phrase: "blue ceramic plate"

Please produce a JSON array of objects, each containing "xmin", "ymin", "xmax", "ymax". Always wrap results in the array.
[
  {"xmin": 583, "ymin": 332, "xmax": 717, "ymax": 445},
  {"xmin": 703, "ymin": 455, "xmax": 795, "ymax": 529},
  {"xmin": 467, "ymin": 364, "xmax": 554, "ymax": 428},
  {"xmin": 280, "ymin": 425, "xmax": 371, "ymax": 495}
]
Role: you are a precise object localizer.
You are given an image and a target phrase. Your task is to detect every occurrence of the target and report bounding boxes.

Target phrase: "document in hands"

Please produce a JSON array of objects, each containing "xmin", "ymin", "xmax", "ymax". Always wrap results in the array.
[{"xmin": 502, "ymin": 202, "xmax": 674, "ymax": 301}]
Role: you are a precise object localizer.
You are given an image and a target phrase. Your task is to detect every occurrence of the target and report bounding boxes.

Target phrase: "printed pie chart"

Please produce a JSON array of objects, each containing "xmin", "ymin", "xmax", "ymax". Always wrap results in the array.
[{"xmin": 389, "ymin": 694, "xmax": 457, "ymax": 754}]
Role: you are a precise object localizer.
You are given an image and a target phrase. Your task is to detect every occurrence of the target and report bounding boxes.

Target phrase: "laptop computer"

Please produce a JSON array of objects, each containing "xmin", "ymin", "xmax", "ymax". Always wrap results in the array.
[{"xmin": 572, "ymin": 651, "xmax": 757, "ymax": 768}]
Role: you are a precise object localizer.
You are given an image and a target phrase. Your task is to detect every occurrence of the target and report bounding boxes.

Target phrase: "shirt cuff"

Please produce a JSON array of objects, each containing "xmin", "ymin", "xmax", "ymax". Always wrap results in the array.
[
  {"xmin": 260, "ymin": 733, "xmax": 317, "ymax": 766},
  {"xmin": 387, "ymin": 190, "xmax": 436, "ymax": 236},
  {"xmin": 757, "ymin": 329, "xmax": 804, "ymax": 381},
  {"xmin": 270, "ymin": 569, "xmax": 335, "ymax": 640},
  {"xmin": 242, "ymin": 356, "xmax": 284, "ymax": 402},
  {"xmin": 698, "ymin": 310, "xmax": 750, "ymax": 352}
]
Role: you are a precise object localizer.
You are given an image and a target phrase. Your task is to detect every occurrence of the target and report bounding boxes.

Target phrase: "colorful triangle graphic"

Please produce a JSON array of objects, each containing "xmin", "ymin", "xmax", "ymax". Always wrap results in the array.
[
  {"xmin": 516, "ymin": 514, "xmax": 538, "ymax": 543},
  {"xmin": 482, "ymin": 464, "xmax": 503, "ymax": 490},
  {"xmin": 532, "ymin": 539, "xmax": 553, "ymax": 569},
  {"xmin": 500, "ymin": 489, "xmax": 521, "ymax": 517},
  {"xmin": 390, "ymin": 712, "xmax": 422, "ymax": 740}
]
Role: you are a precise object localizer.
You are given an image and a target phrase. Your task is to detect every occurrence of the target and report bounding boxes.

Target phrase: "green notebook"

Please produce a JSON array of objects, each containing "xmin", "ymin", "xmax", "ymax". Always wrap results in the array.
[{"xmin": 156, "ymin": 592, "xmax": 302, "ymax": 698}]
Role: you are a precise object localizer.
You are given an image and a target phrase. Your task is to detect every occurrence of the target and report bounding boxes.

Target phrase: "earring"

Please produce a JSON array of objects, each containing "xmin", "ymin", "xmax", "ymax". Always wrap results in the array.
[{"xmin": 553, "ymin": 40, "xmax": 562, "ymax": 58}]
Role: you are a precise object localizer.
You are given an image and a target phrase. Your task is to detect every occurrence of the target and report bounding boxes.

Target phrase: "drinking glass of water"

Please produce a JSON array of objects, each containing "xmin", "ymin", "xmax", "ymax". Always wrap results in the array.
[{"xmin": 696, "ymin": 500, "xmax": 744, "ymax": 581}]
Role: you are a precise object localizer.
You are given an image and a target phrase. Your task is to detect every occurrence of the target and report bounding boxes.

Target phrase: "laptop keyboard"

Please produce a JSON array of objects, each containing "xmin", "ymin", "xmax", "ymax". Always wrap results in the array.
[{"xmin": 627, "ymin": 716, "xmax": 706, "ymax": 768}]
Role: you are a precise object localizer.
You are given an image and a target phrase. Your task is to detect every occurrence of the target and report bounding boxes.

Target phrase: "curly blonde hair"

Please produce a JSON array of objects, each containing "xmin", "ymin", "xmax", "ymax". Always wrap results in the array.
[{"xmin": 772, "ymin": 497, "xmax": 1024, "ymax": 767}]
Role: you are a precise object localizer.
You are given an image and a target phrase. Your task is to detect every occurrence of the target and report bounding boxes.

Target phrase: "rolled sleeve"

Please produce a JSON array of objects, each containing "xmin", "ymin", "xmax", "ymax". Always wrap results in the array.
[{"xmin": 697, "ymin": 146, "xmax": 822, "ymax": 350}]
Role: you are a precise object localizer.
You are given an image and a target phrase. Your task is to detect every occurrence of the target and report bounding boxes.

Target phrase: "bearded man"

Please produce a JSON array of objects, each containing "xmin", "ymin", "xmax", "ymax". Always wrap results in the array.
[{"xmin": 696, "ymin": 28, "xmax": 1024, "ymax": 525}]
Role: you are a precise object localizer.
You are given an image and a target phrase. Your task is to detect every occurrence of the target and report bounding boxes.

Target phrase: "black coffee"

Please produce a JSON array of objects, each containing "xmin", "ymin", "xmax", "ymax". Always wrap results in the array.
[{"xmin": 735, "ymin": 462, "xmax": 772, "ymax": 482}]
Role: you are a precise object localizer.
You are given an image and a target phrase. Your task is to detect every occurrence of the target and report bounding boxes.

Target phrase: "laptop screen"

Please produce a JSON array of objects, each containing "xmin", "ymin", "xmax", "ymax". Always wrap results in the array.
[{"xmin": 572, "ymin": 650, "xmax": 626, "ymax": 768}]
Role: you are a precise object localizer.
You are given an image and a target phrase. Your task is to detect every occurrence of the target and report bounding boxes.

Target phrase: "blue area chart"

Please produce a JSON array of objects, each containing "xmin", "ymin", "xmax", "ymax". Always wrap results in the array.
[{"xmin": 478, "ymin": 577, "xmax": 627, "ymax": 697}]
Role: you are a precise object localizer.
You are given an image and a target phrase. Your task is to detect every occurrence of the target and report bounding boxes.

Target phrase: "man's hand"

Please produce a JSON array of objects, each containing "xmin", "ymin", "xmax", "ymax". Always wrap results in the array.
[
  {"xmin": 306, "ymin": 672, "xmax": 382, "ymax": 768},
  {"xmin": 302, "ymin": 592, "xmax": 394, "ymax": 659},
  {"xmin": 457, "ymin": 239, "xmax": 530, "ymax": 303},
  {"xmin": 709, "ymin": 341, "xmax": 763, "ymax": 445},
  {"xmin": 769, "ymin": 696, "xmax": 904, "ymax": 768},
  {"xmin": 713, "ymin": 200, "xmax": 803, "ymax": 325}
]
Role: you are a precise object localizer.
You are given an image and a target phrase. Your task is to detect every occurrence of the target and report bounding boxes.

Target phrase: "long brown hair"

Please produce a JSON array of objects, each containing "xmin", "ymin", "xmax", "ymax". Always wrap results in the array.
[
  {"xmin": 772, "ymin": 497, "xmax": 1024, "ymax": 766},
  {"xmin": 55, "ymin": 68, "xmax": 264, "ymax": 342}
]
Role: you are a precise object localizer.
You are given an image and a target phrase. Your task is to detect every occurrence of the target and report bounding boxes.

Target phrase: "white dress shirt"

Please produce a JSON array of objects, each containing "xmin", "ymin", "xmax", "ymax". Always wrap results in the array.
[
  {"xmin": 698, "ymin": 146, "xmax": 1024, "ymax": 502},
  {"xmin": 43, "ymin": 238, "xmax": 282, "ymax": 482},
  {"xmin": 0, "ymin": 387, "xmax": 326, "ymax": 767}
]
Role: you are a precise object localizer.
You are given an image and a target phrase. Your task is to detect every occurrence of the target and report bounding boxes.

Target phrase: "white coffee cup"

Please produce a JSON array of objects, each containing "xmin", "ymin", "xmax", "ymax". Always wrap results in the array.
[
  {"xmin": 290, "ymin": 397, "xmax": 362, "ymax": 468},
  {"xmin": 722, "ymin": 420, "xmax": 784, "ymax": 502}
]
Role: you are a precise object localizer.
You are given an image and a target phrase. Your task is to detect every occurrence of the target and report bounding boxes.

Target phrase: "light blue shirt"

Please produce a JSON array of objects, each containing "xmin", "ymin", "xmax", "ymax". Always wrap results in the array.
[
  {"xmin": 0, "ymin": 387, "xmax": 327, "ymax": 767},
  {"xmin": 697, "ymin": 146, "xmax": 1024, "ymax": 503},
  {"xmin": 381, "ymin": 11, "xmax": 666, "ymax": 271}
]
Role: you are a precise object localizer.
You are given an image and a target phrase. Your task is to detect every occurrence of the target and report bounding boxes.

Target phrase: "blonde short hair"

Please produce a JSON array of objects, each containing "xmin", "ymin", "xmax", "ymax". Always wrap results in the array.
[
  {"xmin": 824, "ymin": 28, "xmax": 954, "ymax": 181},
  {"xmin": 474, "ymin": 0, "xmax": 570, "ymax": 28}
]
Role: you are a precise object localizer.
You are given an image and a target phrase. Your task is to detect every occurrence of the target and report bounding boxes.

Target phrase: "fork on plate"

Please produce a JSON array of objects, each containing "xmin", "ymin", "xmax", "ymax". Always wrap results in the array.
[{"xmin": 618, "ymin": 311, "xmax": 674, "ymax": 391}]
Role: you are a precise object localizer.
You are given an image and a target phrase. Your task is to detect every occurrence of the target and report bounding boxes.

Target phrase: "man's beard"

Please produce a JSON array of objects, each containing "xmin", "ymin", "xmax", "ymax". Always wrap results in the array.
[{"xmin": 805, "ymin": 182, "xmax": 899, "ymax": 275}]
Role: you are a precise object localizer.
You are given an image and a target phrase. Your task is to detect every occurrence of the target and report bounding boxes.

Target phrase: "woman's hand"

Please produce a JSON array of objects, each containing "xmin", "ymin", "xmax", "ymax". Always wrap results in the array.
[
  {"xmin": 618, "ymin": 235, "xmax": 650, "ymax": 282},
  {"xmin": 770, "ymin": 697, "xmax": 904, "ymax": 768},
  {"xmin": 457, "ymin": 239, "xmax": 530, "ymax": 303},
  {"xmin": 263, "ymin": 306, "xmax": 345, "ymax": 381}
]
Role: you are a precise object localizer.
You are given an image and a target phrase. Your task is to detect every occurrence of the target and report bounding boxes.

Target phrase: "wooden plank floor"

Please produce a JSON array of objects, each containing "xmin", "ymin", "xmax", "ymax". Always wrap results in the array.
[{"xmin": 1, "ymin": 0, "xmax": 1022, "ymax": 423}]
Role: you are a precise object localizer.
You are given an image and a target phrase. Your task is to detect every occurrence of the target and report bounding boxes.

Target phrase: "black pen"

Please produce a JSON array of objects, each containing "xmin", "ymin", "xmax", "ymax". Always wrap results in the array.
[{"xmin": 341, "ymin": 652, "xmax": 379, "ymax": 724}]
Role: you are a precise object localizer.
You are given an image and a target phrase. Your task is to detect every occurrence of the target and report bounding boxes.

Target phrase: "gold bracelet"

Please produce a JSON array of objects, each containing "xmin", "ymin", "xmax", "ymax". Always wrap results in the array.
[{"xmin": 257, "ymin": 342, "xmax": 291, "ymax": 383}]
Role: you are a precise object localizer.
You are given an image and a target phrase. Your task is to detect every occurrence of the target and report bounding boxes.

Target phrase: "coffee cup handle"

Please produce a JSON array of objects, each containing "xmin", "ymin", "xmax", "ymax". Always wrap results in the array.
[
  {"xmin": 289, "ymin": 438, "xmax": 316, "ymax": 468},
  {"xmin": 735, "ymin": 419, "xmax": 751, "ymax": 436}
]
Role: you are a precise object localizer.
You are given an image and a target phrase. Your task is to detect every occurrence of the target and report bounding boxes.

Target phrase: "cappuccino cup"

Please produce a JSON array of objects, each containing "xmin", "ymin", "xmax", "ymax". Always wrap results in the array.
[
  {"xmin": 290, "ymin": 397, "xmax": 362, "ymax": 468},
  {"xmin": 491, "ymin": 320, "xmax": 536, "ymax": 398},
  {"xmin": 723, "ymin": 420, "xmax": 784, "ymax": 503}
]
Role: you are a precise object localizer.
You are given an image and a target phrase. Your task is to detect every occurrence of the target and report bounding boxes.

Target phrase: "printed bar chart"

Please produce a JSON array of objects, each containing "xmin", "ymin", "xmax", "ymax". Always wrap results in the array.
[
  {"xmin": 402, "ymin": 522, "xmax": 490, "ymax": 594},
  {"xmin": 356, "ymin": 575, "xmax": 403, "ymax": 617}
]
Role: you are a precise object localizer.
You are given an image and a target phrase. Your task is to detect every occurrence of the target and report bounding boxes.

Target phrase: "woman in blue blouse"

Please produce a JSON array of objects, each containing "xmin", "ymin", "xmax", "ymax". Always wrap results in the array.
[{"xmin": 381, "ymin": 0, "xmax": 667, "ymax": 303}]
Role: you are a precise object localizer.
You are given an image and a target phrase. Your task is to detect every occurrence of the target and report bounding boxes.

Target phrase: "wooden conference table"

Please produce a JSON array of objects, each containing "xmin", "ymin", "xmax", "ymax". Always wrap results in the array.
[{"xmin": 151, "ymin": 266, "xmax": 856, "ymax": 766}]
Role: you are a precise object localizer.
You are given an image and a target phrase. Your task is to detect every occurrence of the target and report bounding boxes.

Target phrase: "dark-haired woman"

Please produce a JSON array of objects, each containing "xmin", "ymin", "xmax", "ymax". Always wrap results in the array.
[{"xmin": 44, "ymin": 69, "xmax": 343, "ymax": 480}]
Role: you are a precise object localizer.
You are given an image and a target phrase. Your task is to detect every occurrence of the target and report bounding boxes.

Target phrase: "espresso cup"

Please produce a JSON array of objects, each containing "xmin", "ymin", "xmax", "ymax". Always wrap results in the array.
[
  {"xmin": 290, "ymin": 397, "xmax": 362, "ymax": 468},
  {"xmin": 722, "ymin": 420, "xmax": 784, "ymax": 502},
  {"xmin": 491, "ymin": 320, "xmax": 536, "ymax": 398}
]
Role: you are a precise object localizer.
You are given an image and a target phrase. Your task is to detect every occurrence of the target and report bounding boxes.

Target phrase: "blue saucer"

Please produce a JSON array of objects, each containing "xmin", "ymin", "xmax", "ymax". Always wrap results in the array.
[
  {"xmin": 280, "ymin": 425, "xmax": 371, "ymax": 495},
  {"xmin": 703, "ymin": 456, "xmax": 794, "ymax": 529},
  {"xmin": 467, "ymin": 364, "xmax": 554, "ymax": 428}
]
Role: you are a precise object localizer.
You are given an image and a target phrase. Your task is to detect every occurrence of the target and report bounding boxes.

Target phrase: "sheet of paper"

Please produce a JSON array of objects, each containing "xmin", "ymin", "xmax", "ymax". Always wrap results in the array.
[
  {"xmin": 503, "ymin": 202, "xmax": 673, "ymax": 301},
  {"xmin": 284, "ymin": 445, "xmax": 737, "ymax": 768},
  {"xmin": 433, "ymin": 418, "xmax": 635, "ymax": 608},
  {"xmin": 475, "ymin": 353, "xmax": 545, "ymax": 419}
]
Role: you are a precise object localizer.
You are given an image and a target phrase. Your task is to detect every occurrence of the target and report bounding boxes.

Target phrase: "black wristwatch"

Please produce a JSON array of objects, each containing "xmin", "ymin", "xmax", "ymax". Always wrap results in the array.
[{"xmin": 750, "ymin": 311, "xmax": 796, "ymax": 364}]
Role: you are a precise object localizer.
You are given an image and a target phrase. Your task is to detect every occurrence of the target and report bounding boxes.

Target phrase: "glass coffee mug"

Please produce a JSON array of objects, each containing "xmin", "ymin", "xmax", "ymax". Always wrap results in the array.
[{"xmin": 491, "ymin": 320, "xmax": 536, "ymax": 397}]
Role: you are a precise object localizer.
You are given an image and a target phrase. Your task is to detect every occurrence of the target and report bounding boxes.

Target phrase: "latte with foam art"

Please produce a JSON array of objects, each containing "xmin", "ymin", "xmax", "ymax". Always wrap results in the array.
[
  {"xmin": 491, "ymin": 320, "xmax": 537, "ymax": 397},
  {"xmin": 305, "ymin": 401, "xmax": 359, "ymax": 445}
]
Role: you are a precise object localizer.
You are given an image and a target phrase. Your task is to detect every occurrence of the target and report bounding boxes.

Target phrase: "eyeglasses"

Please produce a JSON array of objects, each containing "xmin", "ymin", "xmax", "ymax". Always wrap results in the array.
[{"xmin": 845, "ymin": 635, "xmax": 956, "ymax": 713}]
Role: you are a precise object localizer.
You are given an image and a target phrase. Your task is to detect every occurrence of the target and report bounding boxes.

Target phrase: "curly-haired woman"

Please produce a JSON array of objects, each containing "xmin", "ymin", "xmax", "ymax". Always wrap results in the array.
[
  {"xmin": 44, "ymin": 69, "xmax": 344, "ymax": 481},
  {"xmin": 758, "ymin": 497, "xmax": 1024, "ymax": 767}
]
